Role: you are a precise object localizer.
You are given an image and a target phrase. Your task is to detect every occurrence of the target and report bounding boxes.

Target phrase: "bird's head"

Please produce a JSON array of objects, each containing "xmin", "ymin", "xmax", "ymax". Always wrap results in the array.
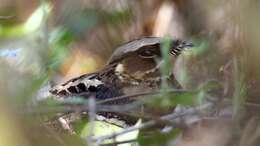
[{"xmin": 108, "ymin": 37, "xmax": 193, "ymax": 81}]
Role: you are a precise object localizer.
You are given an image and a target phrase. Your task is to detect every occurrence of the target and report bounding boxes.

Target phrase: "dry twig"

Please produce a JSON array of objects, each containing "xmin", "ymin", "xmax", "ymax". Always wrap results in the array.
[{"xmin": 94, "ymin": 102, "xmax": 213, "ymax": 144}]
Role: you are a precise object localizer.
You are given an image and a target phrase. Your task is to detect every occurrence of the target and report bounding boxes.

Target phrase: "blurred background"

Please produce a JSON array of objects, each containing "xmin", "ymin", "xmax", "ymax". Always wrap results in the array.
[{"xmin": 1, "ymin": 0, "xmax": 260, "ymax": 146}]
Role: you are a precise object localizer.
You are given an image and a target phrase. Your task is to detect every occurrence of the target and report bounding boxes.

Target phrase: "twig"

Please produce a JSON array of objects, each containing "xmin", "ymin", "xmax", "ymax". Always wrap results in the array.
[
  {"xmin": 58, "ymin": 117, "xmax": 75, "ymax": 134},
  {"xmin": 245, "ymin": 102, "xmax": 260, "ymax": 108},
  {"xmin": 97, "ymin": 88, "xmax": 194, "ymax": 104},
  {"xmin": 99, "ymin": 139, "xmax": 137, "ymax": 146},
  {"xmin": 24, "ymin": 89, "xmax": 194, "ymax": 115},
  {"xmin": 87, "ymin": 96, "xmax": 96, "ymax": 146},
  {"xmin": 0, "ymin": 15, "xmax": 14, "ymax": 19},
  {"xmin": 26, "ymin": 101, "xmax": 142, "ymax": 115},
  {"xmin": 93, "ymin": 102, "xmax": 213, "ymax": 143}
]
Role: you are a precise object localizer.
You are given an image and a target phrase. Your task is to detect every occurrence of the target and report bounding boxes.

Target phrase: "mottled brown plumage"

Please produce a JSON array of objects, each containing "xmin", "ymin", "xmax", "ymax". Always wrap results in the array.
[{"xmin": 50, "ymin": 37, "xmax": 193, "ymax": 126}]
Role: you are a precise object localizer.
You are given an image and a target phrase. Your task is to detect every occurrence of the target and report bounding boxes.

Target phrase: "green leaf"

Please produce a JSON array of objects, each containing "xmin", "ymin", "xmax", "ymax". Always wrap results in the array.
[
  {"xmin": 190, "ymin": 39, "xmax": 209, "ymax": 56},
  {"xmin": 47, "ymin": 27, "xmax": 73, "ymax": 71},
  {"xmin": 0, "ymin": 2, "xmax": 51, "ymax": 38},
  {"xmin": 74, "ymin": 119, "xmax": 139, "ymax": 145},
  {"xmin": 49, "ymin": 27, "xmax": 74, "ymax": 46},
  {"xmin": 172, "ymin": 92, "xmax": 196, "ymax": 106},
  {"xmin": 147, "ymin": 92, "xmax": 196, "ymax": 109}
]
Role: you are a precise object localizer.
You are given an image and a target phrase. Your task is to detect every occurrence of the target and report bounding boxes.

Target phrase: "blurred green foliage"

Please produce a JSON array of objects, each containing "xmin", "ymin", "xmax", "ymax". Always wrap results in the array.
[
  {"xmin": 138, "ymin": 128, "xmax": 180, "ymax": 146},
  {"xmin": 0, "ymin": 2, "xmax": 50, "ymax": 38},
  {"xmin": 47, "ymin": 27, "xmax": 71, "ymax": 71},
  {"xmin": 2, "ymin": 0, "xmax": 253, "ymax": 146}
]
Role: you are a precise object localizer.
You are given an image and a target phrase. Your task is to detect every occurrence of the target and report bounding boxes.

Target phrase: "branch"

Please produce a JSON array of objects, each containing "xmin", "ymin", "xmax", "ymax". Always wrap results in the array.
[
  {"xmin": 87, "ymin": 96, "xmax": 96, "ymax": 146},
  {"xmin": 97, "ymin": 88, "xmax": 195, "ymax": 104},
  {"xmin": 99, "ymin": 139, "xmax": 137, "ymax": 146},
  {"xmin": 0, "ymin": 15, "xmax": 14, "ymax": 19},
  {"xmin": 25, "ymin": 89, "xmax": 194, "ymax": 115},
  {"xmin": 93, "ymin": 103, "xmax": 213, "ymax": 143}
]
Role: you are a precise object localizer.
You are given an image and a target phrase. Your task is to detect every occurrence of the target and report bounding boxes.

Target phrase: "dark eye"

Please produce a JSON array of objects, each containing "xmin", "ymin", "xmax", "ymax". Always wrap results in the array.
[{"xmin": 138, "ymin": 49, "xmax": 156, "ymax": 58}]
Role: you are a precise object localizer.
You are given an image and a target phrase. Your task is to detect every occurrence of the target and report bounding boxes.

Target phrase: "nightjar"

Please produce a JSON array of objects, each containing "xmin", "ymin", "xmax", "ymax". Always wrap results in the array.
[{"xmin": 49, "ymin": 37, "xmax": 193, "ymax": 127}]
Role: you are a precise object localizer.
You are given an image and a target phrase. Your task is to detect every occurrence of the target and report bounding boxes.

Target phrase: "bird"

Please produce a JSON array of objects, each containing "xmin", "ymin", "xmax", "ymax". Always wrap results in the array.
[{"xmin": 49, "ymin": 37, "xmax": 193, "ymax": 127}]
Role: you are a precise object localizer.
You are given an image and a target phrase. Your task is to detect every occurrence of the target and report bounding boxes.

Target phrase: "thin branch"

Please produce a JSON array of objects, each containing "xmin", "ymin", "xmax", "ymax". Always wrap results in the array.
[
  {"xmin": 58, "ymin": 117, "xmax": 75, "ymax": 134},
  {"xmin": 97, "ymin": 88, "xmax": 195, "ymax": 104},
  {"xmin": 24, "ymin": 89, "xmax": 194, "ymax": 115},
  {"xmin": 245, "ymin": 102, "xmax": 260, "ymax": 108},
  {"xmin": 0, "ymin": 15, "xmax": 15, "ymax": 19},
  {"xmin": 27, "ymin": 101, "xmax": 142, "ymax": 114},
  {"xmin": 87, "ymin": 96, "xmax": 96, "ymax": 146},
  {"xmin": 93, "ymin": 103, "xmax": 213, "ymax": 143},
  {"xmin": 99, "ymin": 139, "xmax": 137, "ymax": 146}
]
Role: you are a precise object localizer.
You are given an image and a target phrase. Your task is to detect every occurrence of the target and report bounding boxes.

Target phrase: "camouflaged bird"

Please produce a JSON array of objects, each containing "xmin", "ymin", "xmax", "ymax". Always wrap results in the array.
[
  {"xmin": 50, "ymin": 37, "xmax": 192, "ymax": 98},
  {"xmin": 49, "ymin": 37, "xmax": 193, "ymax": 126}
]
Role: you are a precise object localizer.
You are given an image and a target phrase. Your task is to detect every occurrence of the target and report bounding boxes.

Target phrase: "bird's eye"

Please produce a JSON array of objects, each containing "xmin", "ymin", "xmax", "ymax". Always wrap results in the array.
[{"xmin": 138, "ymin": 49, "xmax": 156, "ymax": 58}]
